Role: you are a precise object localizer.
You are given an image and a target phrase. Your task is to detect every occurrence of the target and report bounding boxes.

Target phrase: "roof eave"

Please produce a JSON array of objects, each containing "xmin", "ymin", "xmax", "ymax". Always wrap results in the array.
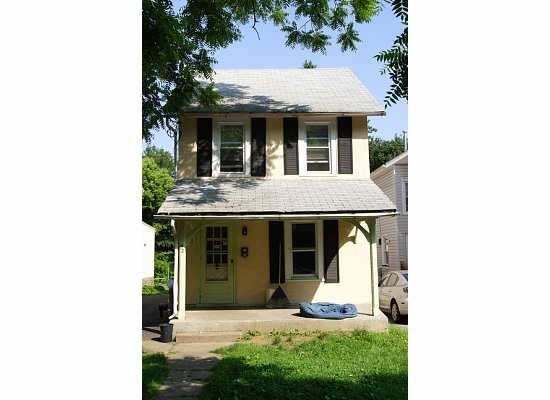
[{"xmin": 154, "ymin": 210, "xmax": 398, "ymax": 220}]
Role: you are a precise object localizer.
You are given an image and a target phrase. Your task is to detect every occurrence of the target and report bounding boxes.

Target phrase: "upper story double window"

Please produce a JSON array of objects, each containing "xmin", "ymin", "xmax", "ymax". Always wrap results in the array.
[{"xmin": 195, "ymin": 116, "xmax": 354, "ymax": 178}]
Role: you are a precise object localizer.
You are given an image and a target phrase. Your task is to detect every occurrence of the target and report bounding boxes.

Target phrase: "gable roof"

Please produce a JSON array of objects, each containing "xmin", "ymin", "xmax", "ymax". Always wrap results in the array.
[
  {"xmin": 189, "ymin": 68, "xmax": 385, "ymax": 115},
  {"xmin": 157, "ymin": 178, "xmax": 396, "ymax": 219},
  {"xmin": 370, "ymin": 151, "xmax": 408, "ymax": 180}
]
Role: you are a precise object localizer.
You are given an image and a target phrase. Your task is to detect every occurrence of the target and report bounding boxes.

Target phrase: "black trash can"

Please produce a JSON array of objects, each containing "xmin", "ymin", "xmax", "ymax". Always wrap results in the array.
[{"xmin": 159, "ymin": 323, "xmax": 173, "ymax": 343}]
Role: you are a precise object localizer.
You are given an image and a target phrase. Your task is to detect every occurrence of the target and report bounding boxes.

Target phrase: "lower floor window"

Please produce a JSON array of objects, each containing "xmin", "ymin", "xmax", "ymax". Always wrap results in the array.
[{"xmin": 285, "ymin": 221, "xmax": 322, "ymax": 280}]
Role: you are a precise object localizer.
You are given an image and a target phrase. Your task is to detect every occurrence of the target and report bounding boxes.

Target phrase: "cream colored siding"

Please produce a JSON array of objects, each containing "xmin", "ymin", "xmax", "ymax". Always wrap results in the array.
[
  {"xmin": 177, "ymin": 115, "xmax": 373, "ymax": 178},
  {"xmin": 266, "ymin": 118, "xmax": 284, "ymax": 177},
  {"xmin": 178, "ymin": 117, "xmax": 197, "ymax": 179},
  {"xmin": 352, "ymin": 116, "xmax": 370, "ymax": 177},
  {"xmin": 181, "ymin": 219, "xmax": 377, "ymax": 307}
]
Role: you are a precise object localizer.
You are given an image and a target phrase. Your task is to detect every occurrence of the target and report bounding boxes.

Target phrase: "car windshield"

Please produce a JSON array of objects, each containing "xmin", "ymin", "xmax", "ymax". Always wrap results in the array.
[{"xmin": 402, "ymin": 273, "xmax": 408, "ymax": 281}]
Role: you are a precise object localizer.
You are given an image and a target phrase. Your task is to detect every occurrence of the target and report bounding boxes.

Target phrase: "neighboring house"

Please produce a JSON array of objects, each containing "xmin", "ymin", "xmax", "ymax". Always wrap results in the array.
[
  {"xmin": 156, "ymin": 68, "xmax": 397, "ymax": 320},
  {"xmin": 142, "ymin": 222, "xmax": 155, "ymax": 284},
  {"xmin": 370, "ymin": 151, "xmax": 408, "ymax": 278}
]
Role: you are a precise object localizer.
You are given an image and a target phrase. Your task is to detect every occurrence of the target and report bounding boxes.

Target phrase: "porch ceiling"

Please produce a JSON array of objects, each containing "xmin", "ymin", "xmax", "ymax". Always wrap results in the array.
[{"xmin": 156, "ymin": 178, "xmax": 396, "ymax": 219}]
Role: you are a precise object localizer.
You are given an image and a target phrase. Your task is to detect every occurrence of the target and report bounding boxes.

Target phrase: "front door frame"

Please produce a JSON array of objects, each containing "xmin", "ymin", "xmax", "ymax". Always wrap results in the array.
[{"xmin": 199, "ymin": 222, "xmax": 236, "ymax": 304}]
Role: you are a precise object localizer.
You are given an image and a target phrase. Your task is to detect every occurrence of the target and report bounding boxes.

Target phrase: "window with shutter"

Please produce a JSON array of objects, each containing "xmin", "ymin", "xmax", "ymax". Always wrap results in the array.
[{"xmin": 298, "ymin": 117, "xmax": 337, "ymax": 175}]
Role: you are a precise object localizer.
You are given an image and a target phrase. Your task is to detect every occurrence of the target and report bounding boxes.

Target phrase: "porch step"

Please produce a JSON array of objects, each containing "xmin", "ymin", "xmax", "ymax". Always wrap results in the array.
[{"xmin": 175, "ymin": 331, "xmax": 242, "ymax": 343}]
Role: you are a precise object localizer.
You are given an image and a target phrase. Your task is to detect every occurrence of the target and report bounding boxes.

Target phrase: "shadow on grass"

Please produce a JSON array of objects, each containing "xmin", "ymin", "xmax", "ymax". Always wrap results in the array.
[{"xmin": 198, "ymin": 355, "xmax": 407, "ymax": 400}]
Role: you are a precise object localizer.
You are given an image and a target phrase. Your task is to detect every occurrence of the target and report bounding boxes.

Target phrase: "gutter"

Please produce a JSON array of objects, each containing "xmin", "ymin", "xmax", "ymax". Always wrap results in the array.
[{"xmin": 154, "ymin": 211, "xmax": 399, "ymax": 221}]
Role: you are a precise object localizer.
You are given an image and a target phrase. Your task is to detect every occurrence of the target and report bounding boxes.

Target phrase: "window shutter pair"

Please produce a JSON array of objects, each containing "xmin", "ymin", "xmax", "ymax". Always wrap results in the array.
[
  {"xmin": 268, "ymin": 220, "xmax": 339, "ymax": 284},
  {"xmin": 196, "ymin": 117, "xmax": 266, "ymax": 177},
  {"xmin": 282, "ymin": 116, "xmax": 353, "ymax": 175}
]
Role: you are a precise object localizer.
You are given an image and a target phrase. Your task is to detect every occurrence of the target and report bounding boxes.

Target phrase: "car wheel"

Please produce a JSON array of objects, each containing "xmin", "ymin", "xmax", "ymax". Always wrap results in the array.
[{"xmin": 390, "ymin": 300, "xmax": 401, "ymax": 323}]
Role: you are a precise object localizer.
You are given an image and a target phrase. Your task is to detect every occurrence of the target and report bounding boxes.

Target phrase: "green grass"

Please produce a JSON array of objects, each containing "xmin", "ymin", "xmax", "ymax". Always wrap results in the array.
[
  {"xmin": 142, "ymin": 283, "xmax": 169, "ymax": 296},
  {"xmin": 142, "ymin": 352, "xmax": 170, "ymax": 400},
  {"xmin": 201, "ymin": 327, "xmax": 407, "ymax": 400}
]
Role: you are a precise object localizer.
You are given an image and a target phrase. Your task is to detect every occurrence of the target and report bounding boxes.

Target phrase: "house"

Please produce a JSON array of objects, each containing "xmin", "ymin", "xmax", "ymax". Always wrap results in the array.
[
  {"xmin": 156, "ymin": 68, "xmax": 397, "ymax": 325},
  {"xmin": 142, "ymin": 221, "xmax": 156, "ymax": 284},
  {"xmin": 370, "ymin": 151, "xmax": 408, "ymax": 278}
]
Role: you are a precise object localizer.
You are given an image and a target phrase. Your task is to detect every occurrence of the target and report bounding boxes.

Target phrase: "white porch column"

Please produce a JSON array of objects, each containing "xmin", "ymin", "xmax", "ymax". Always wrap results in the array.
[
  {"xmin": 177, "ymin": 223, "xmax": 187, "ymax": 320},
  {"xmin": 366, "ymin": 218, "xmax": 380, "ymax": 313}
]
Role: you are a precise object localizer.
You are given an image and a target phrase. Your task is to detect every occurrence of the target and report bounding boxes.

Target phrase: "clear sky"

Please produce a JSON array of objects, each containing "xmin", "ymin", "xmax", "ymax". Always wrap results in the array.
[{"xmin": 150, "ymin": 3, "xmax": 407, "ymax": 152}]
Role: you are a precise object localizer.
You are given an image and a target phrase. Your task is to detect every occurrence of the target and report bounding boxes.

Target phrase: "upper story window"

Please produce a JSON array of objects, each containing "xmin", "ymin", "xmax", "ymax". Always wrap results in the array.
[
  {"xmin": 298, "ymin": 118, "xmax": 337, "ymax": 175},
  {"xmin": 212, "ymin": 119, "xmax": 250, "ymax": 177},
  {"xmin": 220, "ymin": 125, "xmax": 244, "ymax": 173}
]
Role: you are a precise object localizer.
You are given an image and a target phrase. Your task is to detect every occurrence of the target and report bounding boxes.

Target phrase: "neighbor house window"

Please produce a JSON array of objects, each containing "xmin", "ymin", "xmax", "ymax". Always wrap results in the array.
[
  {"xmin": 383, "ymin": 238, "xmax": 390, "ymax": 266},
  {"xmin": 402, "ymin": 180, "xmax": 408, "ymax": 213},
  {"xmin": 285, "ymin": 221, "xmax": 323, "ymax": 280},
  {"xmin": 212, "ymin": 119, "xmax": 250, "ymax": 176},
  {"xmin": 298, "ymin": 118, "xmax": 337, "ymax": 175}
]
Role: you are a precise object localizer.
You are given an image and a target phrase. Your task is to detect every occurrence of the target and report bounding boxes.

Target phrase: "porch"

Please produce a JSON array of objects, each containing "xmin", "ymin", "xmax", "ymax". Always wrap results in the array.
[{"xmin": 172, "ymin": 305, "xmax": 388, "ymax": 342}]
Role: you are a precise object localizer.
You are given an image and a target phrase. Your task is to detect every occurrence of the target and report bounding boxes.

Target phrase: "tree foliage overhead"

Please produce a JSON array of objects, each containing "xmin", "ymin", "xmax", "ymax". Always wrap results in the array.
[
  {"xmin": 374, "ymin": 0, "xmax": 407, "ymax": 106},
  {"xmin": 143, "ymin": 0, "xmax": 382, "ymax": 142},
  {"xmin": 368, "ymin": 131, "xmax": 406, "ymax": 172}
]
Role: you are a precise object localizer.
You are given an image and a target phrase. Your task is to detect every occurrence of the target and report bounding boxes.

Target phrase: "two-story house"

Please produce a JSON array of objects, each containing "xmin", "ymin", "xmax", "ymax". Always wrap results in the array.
[
  {"xmin": 156, "ymin": 68, "xmax": 397, "ymax": 323},
  {"xmin": 371, "ymin": 151, "xmax": 408, "ymax": 278}
]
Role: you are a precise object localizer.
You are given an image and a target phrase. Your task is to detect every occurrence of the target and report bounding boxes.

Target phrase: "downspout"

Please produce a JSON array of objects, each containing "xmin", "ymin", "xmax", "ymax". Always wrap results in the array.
[{"xmin": 168, "ymin": 219, "xmax": 179, "ymax": 320}]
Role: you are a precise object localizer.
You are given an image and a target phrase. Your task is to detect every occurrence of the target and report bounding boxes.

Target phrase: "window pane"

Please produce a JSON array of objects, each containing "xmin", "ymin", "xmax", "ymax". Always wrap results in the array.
[
  {"xmin": 221, "ymin": 126, "xmax": 243, "ymax": 143},
  {"xmin": 220, "ymin": 148, "xmax": 243, "ymax": 172},
  {"xmin": 306, "ymin": 125, "xmax": 328, "ymax": 139},
  {"xmin": 292, "ymin": 251, "xmax": 316, "ymax": 275},
  {"xmin": 307, "ymin": 162, "xmax": 330, "ymax": 171},
  {"xmin": 307, "ymin": 148, "xmax": 329, "ymax": 161},
  {"xmin": 292, "ymin": 223, "xmax": 316, "ymax": 249}
]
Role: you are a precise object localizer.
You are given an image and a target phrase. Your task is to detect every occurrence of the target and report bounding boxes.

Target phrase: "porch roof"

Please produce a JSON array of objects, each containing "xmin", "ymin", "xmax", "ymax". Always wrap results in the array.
[{"xmin": 156, "ymin": 178, "xmax": 396, "ymax": 219}]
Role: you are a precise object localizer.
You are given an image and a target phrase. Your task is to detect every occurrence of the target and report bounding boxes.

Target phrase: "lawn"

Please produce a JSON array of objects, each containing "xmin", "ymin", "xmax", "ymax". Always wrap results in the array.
[
  {"xmin": 200, "ymin": 327, "xmax": 408, "ymax": 400},
  {"xmin": 142, "ymin": 352, "xmax": 170, "ymax": 400}
]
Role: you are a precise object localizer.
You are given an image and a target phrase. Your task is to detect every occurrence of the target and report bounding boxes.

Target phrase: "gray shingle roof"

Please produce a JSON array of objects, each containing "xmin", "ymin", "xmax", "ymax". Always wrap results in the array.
[
  {"xmin": 190, "ymin": 68, "xmax": 385, "ymax": 115},
  {"xmin": 157, "ymin": 178, "xmax": 396, "ymax": 217}
]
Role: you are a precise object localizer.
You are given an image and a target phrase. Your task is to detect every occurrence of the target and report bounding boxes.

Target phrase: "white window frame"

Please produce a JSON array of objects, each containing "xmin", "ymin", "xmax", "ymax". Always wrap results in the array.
[
  {"xmin": 284, "ymin": 220, "xmax": 324, "ymax": 281},
  {"xmin": 212, "ymin": 118, "xmax": 251, "ymax": 177},
  {"xmin": 401, "ymin": 179, "xmax": 408, "ymax": 214},
  {"xmin": 298, "ymin": 117, "xmax": 337, "ymax": 176},
  {"xmin": 382, "ymin": 237, "xmax": 390, "ymax": 266}
]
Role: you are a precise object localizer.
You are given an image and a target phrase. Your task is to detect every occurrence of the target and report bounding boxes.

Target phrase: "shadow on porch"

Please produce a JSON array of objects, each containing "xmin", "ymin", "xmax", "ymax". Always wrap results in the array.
[{"xmin": 172, "ymin": 305, "xmax": 388, "ymax": 342}]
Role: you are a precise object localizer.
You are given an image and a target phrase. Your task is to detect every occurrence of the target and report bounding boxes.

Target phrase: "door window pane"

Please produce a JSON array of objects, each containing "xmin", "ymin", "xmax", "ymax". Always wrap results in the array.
[{"xmin": 205, "ymin": 226, "xmax": 229, "ymax": 281}]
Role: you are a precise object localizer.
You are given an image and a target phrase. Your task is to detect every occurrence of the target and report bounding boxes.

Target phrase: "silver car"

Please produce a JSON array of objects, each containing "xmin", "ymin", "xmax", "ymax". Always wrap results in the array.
[{"xmin": 379, "ymin": 270, "xmax": 408, "ymax": 323}]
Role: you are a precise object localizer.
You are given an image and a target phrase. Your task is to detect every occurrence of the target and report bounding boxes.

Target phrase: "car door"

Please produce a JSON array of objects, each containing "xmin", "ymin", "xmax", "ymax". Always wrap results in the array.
[
  {"xmin": 379, "ymin": 274, "xmax": 390, "ymax": 311},
  {"xmin": 384, "ymin": 273, "xmax": 399, "ymax": 308}
]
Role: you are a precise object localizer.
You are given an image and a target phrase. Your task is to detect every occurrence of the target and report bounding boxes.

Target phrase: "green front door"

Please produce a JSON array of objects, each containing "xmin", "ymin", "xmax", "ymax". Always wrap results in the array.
[{"xmin": 201, "ymin": 225, "xmax": 234, "ymax": 304}]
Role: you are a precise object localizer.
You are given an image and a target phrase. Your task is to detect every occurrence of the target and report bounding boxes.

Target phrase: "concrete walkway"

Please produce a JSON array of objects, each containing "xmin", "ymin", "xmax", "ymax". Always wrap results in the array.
[
  {"xmin": 143, "ymin": 337, "xmax": 235, "ymax": 400},
  {"xmin": 143, "ymin": 295, "xmax": 237, "ymax": 400}
]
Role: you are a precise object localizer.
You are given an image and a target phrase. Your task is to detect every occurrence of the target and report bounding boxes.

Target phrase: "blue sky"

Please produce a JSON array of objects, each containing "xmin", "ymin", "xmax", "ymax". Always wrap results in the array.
[{"xmin": 151, "ymin": 3, "xmax": 407, "ymax": 152}]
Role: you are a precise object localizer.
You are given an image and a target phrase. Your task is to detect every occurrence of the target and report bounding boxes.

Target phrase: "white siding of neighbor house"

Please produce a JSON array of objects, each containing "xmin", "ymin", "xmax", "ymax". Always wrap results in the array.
[
  {"xmin": 373, "ymin": 168, "xmax": 399, "ymax": 274},
  {"xmin": 395, "ymin": 164, "xmax": 408, "ymax": 269},
  {"xmin": 142, "ymin": 223, "xmax": 155, "ymax": 280}
]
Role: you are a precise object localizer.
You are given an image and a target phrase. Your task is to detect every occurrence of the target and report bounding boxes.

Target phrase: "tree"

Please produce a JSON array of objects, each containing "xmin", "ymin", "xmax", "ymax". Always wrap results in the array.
[
  {"xmin": 303, "ymin": 60, "xmax": 317, "ymax": 68},
  {"xmin": 374, "ymin": 0, "xmax": 407, "ymax": 106},
  {"xmin": 143, "ymin": 145, "xmax": 175, "ymax": 177},
  {"xmin": 142, "ymin": 157, "xmax": 174, "ymax": 223},
  {"xmin": 368, "ymin": 131, "xmax": 406, "ymax": 171},
  {"xmin": 143, "ymin": 0, "xmax": 382, "ymax": 142}
]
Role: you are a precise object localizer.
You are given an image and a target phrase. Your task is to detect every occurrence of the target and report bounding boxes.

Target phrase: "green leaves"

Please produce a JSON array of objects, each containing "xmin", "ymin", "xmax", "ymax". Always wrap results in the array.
[
  {"xmin": 374, "ymin": 0, "xmax": 407, "ymax": 107},
  {"xmin": 142, "ymin": 157, "xmax": 174, "ymax": 212},
  {"xmin": 337, "ymin": 23, "xmax": 361, "ymax": 52}
]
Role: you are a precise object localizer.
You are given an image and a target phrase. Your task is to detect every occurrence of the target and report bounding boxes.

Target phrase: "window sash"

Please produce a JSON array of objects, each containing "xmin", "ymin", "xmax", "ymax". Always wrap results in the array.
[
  {"xmin": 306, "ymin": 124, "xmax": 330, "ymax": 172},
  {"xmin": 220, "ymin": 125, "xmax": 244, "ymax": 172}
]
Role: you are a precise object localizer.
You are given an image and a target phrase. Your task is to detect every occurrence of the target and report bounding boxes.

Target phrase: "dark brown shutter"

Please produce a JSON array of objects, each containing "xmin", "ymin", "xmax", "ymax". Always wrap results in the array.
[
  {"xmin": 268, "ymin": 221, "xmax": 285, "ymax": 284},
  {"xmin": 196, "ymin": 118, "xmax": 212, "ymax": 177},
  {"xmin": 251, "ymin": 118, "xmax": 266, "ymax": 177},
  {"xmin": 337, "ymin": 116, "xmax": 353, "ymax": 174},
  {"xmin": 323, "ymin": 220, "xmax": 339, "ymax": 283},
  {"xmin": 283, "ymin": 117, "xmax": 299, "ymax": 175}
]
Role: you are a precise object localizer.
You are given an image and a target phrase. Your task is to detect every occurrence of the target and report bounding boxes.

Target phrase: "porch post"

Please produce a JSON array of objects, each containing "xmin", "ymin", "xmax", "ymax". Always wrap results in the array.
[
  {"xmin": 366, "ymin": 218, "xmax": 380, "ymax": 313},
  {"xmin": 178, "ymin": 223, "xmax": 187, "ymax": 320}
]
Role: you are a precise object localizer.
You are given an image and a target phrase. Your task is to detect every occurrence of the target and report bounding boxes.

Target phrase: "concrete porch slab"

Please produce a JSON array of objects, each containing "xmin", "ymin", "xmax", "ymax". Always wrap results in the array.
[{"xmin": 172, "ymin": 305, "xmax": 388, "ymax": 341}]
